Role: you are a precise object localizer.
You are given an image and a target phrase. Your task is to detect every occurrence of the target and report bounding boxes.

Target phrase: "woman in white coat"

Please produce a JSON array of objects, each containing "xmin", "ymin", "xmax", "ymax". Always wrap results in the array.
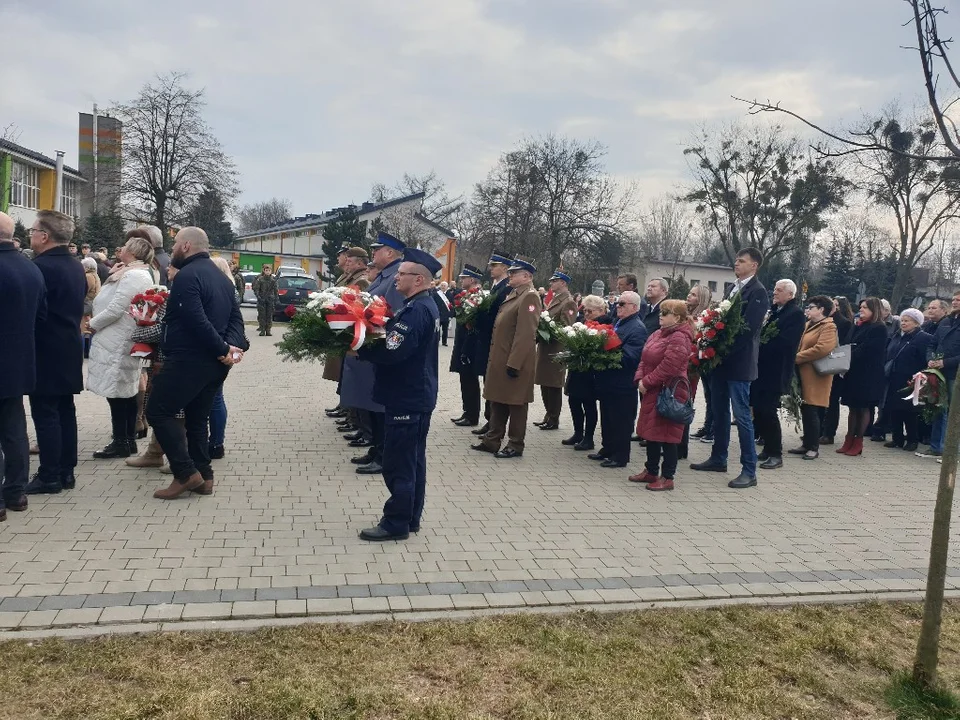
[{"xmin": 88, "ymin": 231, "xmax": 155, "ymax": 459}]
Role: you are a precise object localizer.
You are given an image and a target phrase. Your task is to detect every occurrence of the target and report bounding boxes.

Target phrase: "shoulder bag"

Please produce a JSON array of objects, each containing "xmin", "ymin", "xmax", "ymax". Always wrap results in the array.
[
  {"xmin": 812, "ymin": 343, "xmax": 852, "ymax": 376},
  {"xmin": 656, "ymin": 377, "xmax": 696, "ymax": 426}
]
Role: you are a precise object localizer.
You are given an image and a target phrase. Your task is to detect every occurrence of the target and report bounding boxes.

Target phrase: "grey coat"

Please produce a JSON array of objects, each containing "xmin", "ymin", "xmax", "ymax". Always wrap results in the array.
[{"xmin": 339, "ymin": 259, "xmax": 405, "ymax": 411}]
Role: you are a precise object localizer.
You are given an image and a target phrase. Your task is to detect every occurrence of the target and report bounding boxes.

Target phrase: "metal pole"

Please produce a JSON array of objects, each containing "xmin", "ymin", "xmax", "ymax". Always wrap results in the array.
[
  {"xmin": 92, "ymin": 103, "xmax": 99, "ymax": 211},
  {"xmin": 54, "ymin": 151, "xmax": 64, "ymax": 212}
]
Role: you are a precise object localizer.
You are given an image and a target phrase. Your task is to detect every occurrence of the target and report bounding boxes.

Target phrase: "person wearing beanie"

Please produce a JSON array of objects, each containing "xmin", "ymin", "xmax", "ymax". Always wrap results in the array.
[{"xmin": 882, "ymin": 306, "xmax": 933, "ymax": 452}]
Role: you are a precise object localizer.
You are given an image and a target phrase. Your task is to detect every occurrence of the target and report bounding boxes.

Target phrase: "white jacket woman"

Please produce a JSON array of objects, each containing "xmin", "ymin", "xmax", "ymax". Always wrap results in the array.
[{"xmin": 87, "ymin": 231, "xmax": 156, "ymax": 458}]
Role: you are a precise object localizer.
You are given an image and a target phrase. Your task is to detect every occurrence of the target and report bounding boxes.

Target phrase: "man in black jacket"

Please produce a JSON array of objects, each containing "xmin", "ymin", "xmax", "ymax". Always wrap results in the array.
[
  {"xmin": 924, "ymin": 291, "xmax": 960, "ymax": 457},
  {"xmin": 450, "ymin": 264, "xmax": 484, "ymax": 426},
  {"xmin": 750, "ymin": 279, "xmax": 804, "ymax": 470},
  {"xmin": 0, "ymin": 212, "xmax": 46, "ymax": 517},
  {"xmin": 691, "ymin": 247, "xmax": 770, "ymax": 488},
  {"xmin": 469, "ymin": 251, "xmax": 512, "ymax": 436},
  {"xmin": 25, "ymin": 211, "xmax": 87, "ymax": 495},
  {"xmin": 639, "ymin": 278, "xmax": 668, "ymax": 335},
  {"xmin": 147, "ymin": 227, "xmax": 248, "ymax": 499}
]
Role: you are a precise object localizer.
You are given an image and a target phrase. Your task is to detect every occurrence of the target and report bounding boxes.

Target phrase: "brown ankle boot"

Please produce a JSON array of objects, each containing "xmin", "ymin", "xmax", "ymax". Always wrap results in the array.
[
  {"xmin": 153, "ymin": 472, "xmax": 203, "ymax": 500},
  {"xmin": 192, "ymin": 479, "xmax": 214, "ymax": 495},
  {"xmin": 126, "ymin": 433, "xmax": 164, "ymax": 468}
]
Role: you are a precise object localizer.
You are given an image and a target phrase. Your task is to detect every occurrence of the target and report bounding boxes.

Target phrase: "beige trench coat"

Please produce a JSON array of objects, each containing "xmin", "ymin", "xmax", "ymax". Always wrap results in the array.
[
  {"xmin": 795, "ymin": 318, "xmax": 838, "ymax": 407},
  {"xmin": 483, "ymin": 282, "xmax": 542, "ymax": 405},
  {"xmin": 322, "ymin": 269, "xmax": 371, "ymax": 382},
  {"xmin": 535, "ymin": 290, "xmax": 578, "ymax": 388}
]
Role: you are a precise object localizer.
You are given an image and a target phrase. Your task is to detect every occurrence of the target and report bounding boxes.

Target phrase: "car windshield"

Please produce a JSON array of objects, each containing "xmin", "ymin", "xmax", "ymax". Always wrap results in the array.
[{"xmin": 278, "ymin": 277, "xmax": 317, "ymax": 290}]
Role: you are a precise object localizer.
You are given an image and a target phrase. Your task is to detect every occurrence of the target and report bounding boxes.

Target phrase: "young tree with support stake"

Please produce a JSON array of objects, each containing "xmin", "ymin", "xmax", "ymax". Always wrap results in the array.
[{"xmin": 737, "ymin": 0, "xmax": 958, "ymax": 692}]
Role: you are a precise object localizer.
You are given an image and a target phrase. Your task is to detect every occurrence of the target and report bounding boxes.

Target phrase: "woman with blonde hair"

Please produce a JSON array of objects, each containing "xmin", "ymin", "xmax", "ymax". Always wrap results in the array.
[
  {"xmin": 630, "ymin": 299, "xmax": 695, "ymax": 490},
  {"xmin": 80, "ymin": 257, "xmax": 101, "ymax": 359},
  {"xmin": 87, "ymin": 230, "xmax": 155, "ymax": 458}
]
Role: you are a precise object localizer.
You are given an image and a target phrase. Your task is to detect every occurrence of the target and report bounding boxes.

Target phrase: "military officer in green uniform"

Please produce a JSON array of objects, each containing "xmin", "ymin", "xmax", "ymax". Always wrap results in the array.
[
  {"xmin": 252, "ymin": 264, "xmax": 278, "ymax": 336},
  {"xmin": 534, "ymin": 269, "xmax": 578, "ymax": 430}
]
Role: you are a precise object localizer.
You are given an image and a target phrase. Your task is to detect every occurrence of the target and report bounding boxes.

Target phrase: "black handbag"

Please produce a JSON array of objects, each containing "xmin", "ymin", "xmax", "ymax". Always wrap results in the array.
[{"xmin": 656, "ymin": 377, "xmax": 695, "ymax": 426}]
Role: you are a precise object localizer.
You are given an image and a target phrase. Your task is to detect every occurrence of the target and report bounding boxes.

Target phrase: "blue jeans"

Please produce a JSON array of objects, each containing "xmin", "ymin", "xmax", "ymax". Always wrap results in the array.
[
  {"xmin": 709, "ymin": 377, "xmax": 756, "ymax": 476},
  {"xmin": 209, "ymin": 386, "xmax": 227, "ymax": 447},
  {"xmin": 930, "ymin": 412, "xmax": 946, "ymax": 453}
]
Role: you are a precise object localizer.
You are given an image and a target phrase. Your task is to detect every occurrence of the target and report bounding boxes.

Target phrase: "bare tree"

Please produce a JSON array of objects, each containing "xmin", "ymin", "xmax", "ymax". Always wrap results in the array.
[
  {"xmin": 113, "ymin": 72, "xmax": 238, "ymax": 233},
  {"xmin": 922, "ymin": 230, "xmax": 960, "ymax": 297},
  {"xmin": 636, "ymin": 196, "xmax": 695, "ymax": 262},
  {"xmin": 369, "ymin": 172, "xmax": 462, "ymax": 252},
  {"xmin": 236, "ymin": 198, "xmax": 293, "ymax": 234},
  {"xmin": 682, "ymin": 123, "xmax": 849, "ymax": 267},
  {"xmin": 1, "ymin": 123, "xmax": 21, "ymax": 144}
]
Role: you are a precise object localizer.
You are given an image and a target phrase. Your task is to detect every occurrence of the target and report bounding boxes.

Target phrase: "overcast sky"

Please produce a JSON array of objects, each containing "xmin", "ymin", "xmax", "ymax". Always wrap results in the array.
[{"xmin": 0, "ymin": 0, "xmax": 928, "ymax": 217}]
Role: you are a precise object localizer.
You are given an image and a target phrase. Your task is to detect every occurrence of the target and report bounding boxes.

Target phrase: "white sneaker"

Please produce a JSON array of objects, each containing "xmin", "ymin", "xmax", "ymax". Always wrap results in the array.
[{"xmin": 937, "ymin": 458, "xmax": 943, "ymax": 464}]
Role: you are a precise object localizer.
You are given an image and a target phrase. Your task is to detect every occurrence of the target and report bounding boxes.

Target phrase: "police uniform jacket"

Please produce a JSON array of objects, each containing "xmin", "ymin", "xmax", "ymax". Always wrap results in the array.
[
  {"xmin": 535, "ymin": 289, "xmax": 577, "ymax": 389},
  {"xmin": 449, "ymin": 304, "xmax": 473, "ymax": 374},
  {"xmin": 0, "ymin": 243, "xmax": 46, "ymax": 398},
  {"xmin": 483, "ymin": 281, "xmax": 542, "ymax": 405},
  {"xmin": 33, "ymin": 245, "xmax": 86, "ymax": 396},
  {"xmin": 358, "ymin": 289, "xmax": 440, "ymax": 412},
  {"xmin": 470, "ymin": 277, "xmax": 510, "ymax": 377},
  {"xmin": 322, "ymin": 268, "xmax": 371, "ymax": 382},
  {"xmin": 340, "ymin": 259, "xmax": 405, "ymax": 412}
]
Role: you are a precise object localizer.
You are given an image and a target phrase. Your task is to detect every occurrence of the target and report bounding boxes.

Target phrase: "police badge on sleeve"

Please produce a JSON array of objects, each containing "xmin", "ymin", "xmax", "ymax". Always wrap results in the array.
[{"xmin": 386, "ymin": 331, "xmax": 404, "ymax": 350}]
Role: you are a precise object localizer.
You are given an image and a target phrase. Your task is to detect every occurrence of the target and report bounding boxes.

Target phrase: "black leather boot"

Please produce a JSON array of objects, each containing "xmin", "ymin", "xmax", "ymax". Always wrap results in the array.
[{"xmin": 93, "ymin": 439, "xmax": 132, "ymax": 459}]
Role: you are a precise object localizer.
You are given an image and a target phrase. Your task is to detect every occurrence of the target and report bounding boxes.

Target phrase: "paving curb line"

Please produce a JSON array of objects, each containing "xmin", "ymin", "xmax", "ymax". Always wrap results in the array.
[{"xmin": 3, "ymin": 588, "xmax": 957, "ymax": 641}]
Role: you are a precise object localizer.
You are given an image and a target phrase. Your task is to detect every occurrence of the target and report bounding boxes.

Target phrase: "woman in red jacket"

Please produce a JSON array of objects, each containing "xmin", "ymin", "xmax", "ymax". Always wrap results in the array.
[{"xmin": 629, "ymin": 299, "xmax": 695, "ymax": 491}]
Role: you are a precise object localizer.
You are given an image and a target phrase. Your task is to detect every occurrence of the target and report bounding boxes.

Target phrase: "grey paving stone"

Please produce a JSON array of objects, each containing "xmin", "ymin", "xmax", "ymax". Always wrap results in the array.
[
  {"xmin": 576, "ymin": 578, "xmax": 604, "ymax": 590},
  {"xmin": 337, "ymin": 585, "xmax": 371, "ymax": 598},
  {"xmin": 711, "ymin": 573, "xmax": 744, "ymax": 585},
  {"xmin": 489, "ymin": 581, "xmax": 528, "ymax": 593},
  {"xmin": 684, "ymin": 573, "xmax": 720, "ymax": 586},
  {"xmin": 296, "ymin": 586, "xmax": 338, "ymax": 599},
  {"xmin": 546, "ymin": 578, "xmax": 582, "ymax": 591},
  {"xmin": 427, "ymin": 582, "xmax": 467, "ymax": 595},
  {"xmin": 625, "ymin": 576, "xmax": 665, "ymax": 589},
  {"xmin": 736, "ymin": 572, "xmax": 774, "ymax": 584},
  {"xmin": 830, "ymin": 570, "xmax": 866, "ymax": 580},
  {"xmin": 0, "ymin": 597, "xmax": 41, "ymax": 612},
  {"xmin": 255, "ymin": 587, "xmax": 298, "ymax": 601},
  {"xmin": 790, "ymin": 572, "xmax": 821, "ymax": 583},
  {"xmin": 131, "ymin": 591, "xmax": 175, "ymax": 605},
  {"xmin": 220, "ymin": 589, "xmax": 257, "ymax": 602},
  {"xmin": 402, "ymin": 583, "xmax": 431, "ymax": 597},
  {"xmin": 658, "ymin": 575, "xmax": 690, "ymax": 587},
  {"xmin": 172, "ymin": 590, "xmax": 222, "ymax": 604},
  {"xmin": 83, "ymin": 593, "xmax": 133, "ymax": 608},
  {"xmin": 767, "ymin": 571, "xmax": 799, "ymax": 583},
  {"xmin": 38, "ymin": 596, "xmax": 86, "ymax": 611},
  {"xmin": 811, "ymin": 571, "xmax": 840, "ymax": 581},
  {"xmin": 369, "ymin": 584, "xmax": 406, "ymax": 597},
  {"xmin": 522, "ymin": 579, "xmax": 551, "ymax": 591}
]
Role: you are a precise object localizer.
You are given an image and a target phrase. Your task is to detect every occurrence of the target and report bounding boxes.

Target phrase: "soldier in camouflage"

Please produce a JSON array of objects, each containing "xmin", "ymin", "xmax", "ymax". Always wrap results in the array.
[{"xmin": 252, "ymin": 264, "xmax": 278, "ymax": 336}]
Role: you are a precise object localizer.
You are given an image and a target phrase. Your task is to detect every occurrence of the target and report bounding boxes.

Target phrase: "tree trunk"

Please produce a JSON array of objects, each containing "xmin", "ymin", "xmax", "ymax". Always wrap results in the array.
[
  {"xmin": 912, "ymin": 370, "xmax": 959, "ymax": 687},
  {"xmin": 890, "ymin": 261, "xmax": 911, "ymax": 311}
]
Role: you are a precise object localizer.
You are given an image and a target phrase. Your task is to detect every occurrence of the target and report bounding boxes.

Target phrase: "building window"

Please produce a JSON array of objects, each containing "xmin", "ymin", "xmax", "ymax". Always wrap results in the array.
[
  {"xmin": 60, "ymin": 178, "xmax": 78, "ymax": 217},
  {"xmin": 690, "ymin": 278, "xmax": 700, "ymax": 287},
  {"xmin": 708, "ymin": 280, "xmax": 717, "ymax": 292},
  {"xmin": 9, "ymin": 161, "xmax": 39, "ymax": 209}
]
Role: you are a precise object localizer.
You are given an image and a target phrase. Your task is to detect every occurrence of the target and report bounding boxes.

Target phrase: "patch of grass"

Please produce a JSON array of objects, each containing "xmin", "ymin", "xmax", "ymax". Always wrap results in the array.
[
  {"xmin": 886, "ymin": 672, "xmax": 960, "ymax": 720},
  {"xmin": 0, "ymin": 601, "xmax": 957, "ymax": 719}
]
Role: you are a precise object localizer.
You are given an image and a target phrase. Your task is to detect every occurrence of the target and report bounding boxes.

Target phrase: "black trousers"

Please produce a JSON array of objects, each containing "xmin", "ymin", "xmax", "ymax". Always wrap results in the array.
[
  {"xmin": 106, "ymin": 396, "xmax": 138, "ymax": 441},
  {"xmin": 568, "ymin": 398, "xmax": 598, "ymax": 441},
  {"xmin": 801, "ymin": 403, "xmax": 821, "ymax": 451},
  {"xmin": 458, "ymin": 373, "xmax": 481, "ymax": 423},
  {"xmin": 598, "ymin": 390, "xmax": 638, "ymax": 464},
  {"xmin": 370, "ymin": 411, "xmax": 385, "ymax": 461},
  {"xmin": 0, "ymin": 397, "xmax": 29, "ymax": 503},
  {"xmin": 354, "ymin": 408, "xmax": 373, "ymax": 443},
  {"xmin": 701, "ymin": 375, "xmax": 714, "ymax": 433},
  {"xmin": 753, "ymin": 405, "xmax": 783, "ymax": 457},
  {"xmin": 28, "ymin": 394, "xmax": 77, "ymax": 483},
  {"xmin": 822, "ymin": 377, "xmax": 843, "ymax": 439},
  {"xmin": 645, "ymin": 441, "xmax": 679, "ymax": 479},
  {"xmin": 379, "ymin": 411, "xmax": 431, "ymax": 534},
  {"xmin": 146, "ymin": 355, "xmax": 228, "ymax": 483},
  {"xmin": 441, "ymin": 319, "xmax": 449, "ymax": 345},
  {"xmin": 888, "ymin": 400, "xmax": 919, "ymax": 445},
  {"xmin": 540, "ymin": 386, "xmax": 563, "ymax": 425}
]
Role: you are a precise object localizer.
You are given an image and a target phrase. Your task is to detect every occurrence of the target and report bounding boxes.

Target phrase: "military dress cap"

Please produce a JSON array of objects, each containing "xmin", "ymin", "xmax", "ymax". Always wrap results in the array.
[
  {"xmin": 345, "ymin": 246, "xmax": 369, "ymax": 259},
  {"xmin": 370, "ymin": 231, "xmax": 406, "ymax": 251},
  {"xmin": 549, "ymin": 269, "xmax": 571, "ymax": 283},
  {"xmin": 488, "ymin": 250, "xmax": 512, "ymax": 266},
  {"xmin": 508, "ymin": 256, "xmax": 537, "ymax": 274},
  {"xmin": 459, "ymin": 263, "xmax": 483, "ymax": 279},
  {"xmin": 403, "ymin": 246, "xmax": 443, "ymax": 277}
]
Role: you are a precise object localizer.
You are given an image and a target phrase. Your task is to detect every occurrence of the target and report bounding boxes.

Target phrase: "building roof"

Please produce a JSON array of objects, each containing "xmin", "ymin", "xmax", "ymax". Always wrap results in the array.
[
  {"xmin": 413, "ymin": 212, "xmax": 456, "ymax": 238},
  {"xmin": 0, "ymin": 139, "xmax": 85, "ymax": 179},
  {"xmin": 237, "ymin": 191, "xmax": 428, "ymax": 239},
  {"xmin": 645, "ymin": 259, "xmax": 733, "ymax": 272}
]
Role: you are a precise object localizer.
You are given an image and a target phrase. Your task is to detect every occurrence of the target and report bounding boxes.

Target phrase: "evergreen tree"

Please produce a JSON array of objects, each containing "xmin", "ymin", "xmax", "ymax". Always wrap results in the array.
[
  {"xmin": 13, "ymin": 219, "xmax": 27, "ymax": 243},
  {"xmin": 78, "ymin": 207, "xmax": 126, "ymax": 252},
  {"xmin": 320, "ymin": 208, "xmax": 367, "ymax": 282},
  {"xmin": 186, "ymin": 185, "xmax": 236, "ymax": 248},
  {"xmin": 666, "ymin": 274, "xmax": 690, "ymax": 300}
]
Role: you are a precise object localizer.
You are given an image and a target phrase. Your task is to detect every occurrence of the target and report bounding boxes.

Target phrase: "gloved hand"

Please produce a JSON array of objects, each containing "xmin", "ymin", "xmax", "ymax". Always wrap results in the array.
[{"xmin": 507, "ymin": 367, "xmax": 519, "ymax": 378}]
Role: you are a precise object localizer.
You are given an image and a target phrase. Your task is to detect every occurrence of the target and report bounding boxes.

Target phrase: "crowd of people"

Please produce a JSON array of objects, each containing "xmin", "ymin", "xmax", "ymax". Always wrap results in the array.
[{"xmin": 0, "ymin": 210, "xmax": 247, "ymax": 520}]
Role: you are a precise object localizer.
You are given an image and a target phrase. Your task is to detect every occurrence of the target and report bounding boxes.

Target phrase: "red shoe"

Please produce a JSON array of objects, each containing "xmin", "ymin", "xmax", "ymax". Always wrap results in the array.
[
  {"xmin": 842, "ymin": 436, "xmax": 864, "ymax": 456},
  {"xmin": 646, "ymin": 477, "xmax": 674, "ymax": 491},
  {"xmin": 835, "ymin": 434, "xmax": 853, "ymax": 454},
  {"xmin": 628, "ymin": 469, "xmax": 658, "ymax": 483}
]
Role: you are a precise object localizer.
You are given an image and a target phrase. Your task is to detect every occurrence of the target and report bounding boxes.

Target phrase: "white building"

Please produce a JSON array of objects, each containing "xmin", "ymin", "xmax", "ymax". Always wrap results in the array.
[{"xmin": 636, "ymin": 259, "xmax": 737, "ymax": 301}]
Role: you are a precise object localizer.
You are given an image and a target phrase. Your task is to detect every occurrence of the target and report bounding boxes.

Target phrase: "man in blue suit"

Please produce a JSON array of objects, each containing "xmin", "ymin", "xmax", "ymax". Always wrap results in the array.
[
  {"xmin": 25, "ymin": 211, "xmax": 86, "ymax": 495},
  {"xmin": 0, "ymin": 212, "xmax": 47, "ymax": 519},
  {"xmin": 691, "ymin": 247, "xmax": 770, "ymax": 488},
  {"xmin": 356, "ymin": 247, "xmax": 441, "ymax": 541}
]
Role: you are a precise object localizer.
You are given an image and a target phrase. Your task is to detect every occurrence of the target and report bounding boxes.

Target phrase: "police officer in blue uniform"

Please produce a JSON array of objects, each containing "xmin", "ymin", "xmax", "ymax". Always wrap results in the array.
[{"xmin": 355, "ymin": 246, "xmax": 441, "ymax": 541}]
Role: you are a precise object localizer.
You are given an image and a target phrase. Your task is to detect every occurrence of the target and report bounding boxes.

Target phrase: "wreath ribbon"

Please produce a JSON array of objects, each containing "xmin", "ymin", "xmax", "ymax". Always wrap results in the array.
[{"xmin": 326, "ymin": 291, "xmax": 391, "ymax": 351}]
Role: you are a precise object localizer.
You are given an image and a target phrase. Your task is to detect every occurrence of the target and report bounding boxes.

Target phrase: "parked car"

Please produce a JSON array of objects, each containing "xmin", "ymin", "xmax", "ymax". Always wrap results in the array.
[
  {"xmin": 275, "ymin": 265, "xmax": 310, "ymax": 279},
  {"xmin": 241, "ymin": 272, "xmax": 258, "ymax": 305},
  {"xmin": 274, "ymin": 276, "xmax": 319, "ymax": 320}
]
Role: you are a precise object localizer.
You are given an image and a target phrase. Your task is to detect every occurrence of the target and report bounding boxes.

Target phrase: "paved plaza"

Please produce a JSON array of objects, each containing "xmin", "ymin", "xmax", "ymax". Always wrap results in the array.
[{"xmin": 1, "ymin": 320, "xmax": 958, "ymax": 634}]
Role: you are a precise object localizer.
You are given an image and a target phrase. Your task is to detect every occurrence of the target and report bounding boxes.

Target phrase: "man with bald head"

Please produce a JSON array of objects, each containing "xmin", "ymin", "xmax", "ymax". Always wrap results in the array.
[
  {"xmin": 0, "ymin": 212, "xmax": 46, "ymax": 517},
  {"xmin": 146, "ymin": 227, "xmax": 248, "ymax": 500}
]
